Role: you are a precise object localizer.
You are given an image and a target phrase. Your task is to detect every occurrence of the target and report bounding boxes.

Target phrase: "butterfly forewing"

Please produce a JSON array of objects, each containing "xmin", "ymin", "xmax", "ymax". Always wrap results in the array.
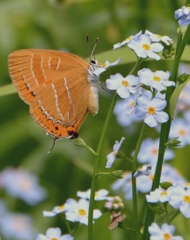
[{"xmin": 8, "ymin": 49, "xmax": 91, "ymax": 139}]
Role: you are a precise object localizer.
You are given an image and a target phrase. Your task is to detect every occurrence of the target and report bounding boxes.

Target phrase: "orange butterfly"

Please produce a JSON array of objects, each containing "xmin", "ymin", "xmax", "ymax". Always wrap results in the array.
[{"xmin": 8, "ymin": 41, "xmax": 100, "ymax": 143}]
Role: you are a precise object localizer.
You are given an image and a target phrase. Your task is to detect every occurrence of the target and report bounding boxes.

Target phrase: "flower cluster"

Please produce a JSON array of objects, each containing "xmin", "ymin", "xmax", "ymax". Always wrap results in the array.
[
  {"xmin": 112, "ymin": 164, "xmax": 186, "ymax": 200},
  {"xmin": 105, "ymin": 31, "xmax": 175, "ymax": 130},
  {"xmin": 42, "ymin": 189, "xmax": 124, "ymax": 226},
  {"xmin": 146, "ymin": 184, "xmax": 190, "ymax": 218},
  {"xmin": 114, "ymin": 30, "xmax": 172, "ymax": 60},
  {"xmin": 104, "ymin": 196, "xmax": 124, "ymax": 210},
  {"xmin": 43, "ymin": 191, "xmax": 102, "ymax": 225}
]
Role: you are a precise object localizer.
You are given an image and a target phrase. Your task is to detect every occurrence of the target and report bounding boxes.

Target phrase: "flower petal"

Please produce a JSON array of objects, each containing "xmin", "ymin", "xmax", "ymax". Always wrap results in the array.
[
  {"xmin": 117, "ymin": 87, "xmax": 130, "ymax": 98},
  {"xmin": 155, "ymin": 112, "xmax": 169, "ymax": 123},
  {"xmin": 145, "ymin": 115, "xmax": 157, "ymax": 127},
  {"xmin": 151, "ymin": 98, "xmax": 167, "ymax": 110},
  {"xmin": 135, "ymin": 106, "xmax": 147, "ymax": 119},
  {"xmin": 46, "ymin": 228, "xmax": 61, "ymax": 238},
  {"xmin": 105, "ymin": 152, "xmax": 116, "ymax": 168}
]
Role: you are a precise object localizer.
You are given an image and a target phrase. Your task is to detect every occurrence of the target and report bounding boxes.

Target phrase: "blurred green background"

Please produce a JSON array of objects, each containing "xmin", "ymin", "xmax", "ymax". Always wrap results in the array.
[{"xmin": 0, "ymin": 0, "xmax": 190, "ymax": 239}]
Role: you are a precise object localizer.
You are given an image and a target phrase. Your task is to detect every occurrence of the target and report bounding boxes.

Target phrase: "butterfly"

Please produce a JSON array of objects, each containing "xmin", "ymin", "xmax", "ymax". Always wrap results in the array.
[{"xmin": 8, "ymin": 39, "xmax": 100, "ymax": 145}]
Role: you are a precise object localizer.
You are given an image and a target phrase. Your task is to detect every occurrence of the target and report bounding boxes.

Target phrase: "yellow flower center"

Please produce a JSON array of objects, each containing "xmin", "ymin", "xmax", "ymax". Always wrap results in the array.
[
  {"xmin": 163, "ymin": 233, "xmax": 171, "ymax": 240},
  {"xmin": 13, "ymin": 217, "xmax": 25, "ymax": 232},
  {"xmin": 20, "ymin": 179, "xmax": 32, "ymax": 191},
  {"xmin": 160, "ymin": 191, "xmax": 168, "ymax": 196},
  {"xmin": 100, "ymin": 63, "xmax": 108, "ymax": 67},
  {"xmin": 185, "ymin": 183, "xmax": 190, "ymax": 187},
  {"xmin": 151, "ymin": 148, "xmax": 158, "ymax": 155},
  {"xmin": 184, "ymin": 195, "xmax": 190, "ymax": 203},
  {"xmin": 147, "ymin": 106, "xmax": 156, "ymax": 115},
  {"xmin": 142, "ymin": 43, "xmax": 150, "ymax": 50},
  {"xmin": 149, "ymin": 174, "xmax": 154, "ymax": 181},
  {"xmin": 153, "ymin": 75, "xmax": 161, "ymax": 82},
  {"xmin": 78, "ymin": 208, "xmax": 87, "ymax": 216},
  {"xmin": 122, "ymin": 80, "xmax": 129, "ymax": 87},
  {"xmin": 130, "ymin": 101, "xmax": 135, "ymax": 108},
  {"xmin": 125, "ymin": 36, "xmax": 132, "ymax": 41},
  {"xmin": 51, "ymin": 238, "xmax": 58, "ymax": 240},
  {"xmin": 179, "ymin": 129, "xmax": 186, "ymax": 136},
  {"xmin": 57, "ymin": 205, "xmax": 65, "ymax": 211},
  {"xmin": 155, "ymin": 34, "xmax": 162, "ymax": 39}
]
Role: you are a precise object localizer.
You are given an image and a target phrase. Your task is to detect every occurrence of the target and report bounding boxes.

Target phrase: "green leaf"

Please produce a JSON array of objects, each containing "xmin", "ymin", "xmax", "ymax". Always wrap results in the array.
[
  {"xmin": 0, "ymin": 83, "xmax": 16, "ymax": 96},
  {"xmin": 95, "ymin": 47, "xmax": 137, "ymax": 64},
  {"xmin": 169, "ymin": 77, "xmax": 190, "ymax": 119}
]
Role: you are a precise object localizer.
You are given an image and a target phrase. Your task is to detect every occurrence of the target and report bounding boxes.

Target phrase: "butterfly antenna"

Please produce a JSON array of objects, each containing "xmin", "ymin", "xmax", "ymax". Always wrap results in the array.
[
  {"xmin": 86, "ymin": 34, "xmax": 99, "ymax": 60},
  {"xmin": 90, "ymin": 37, "xmax": 99, "ymax": 60},
  {"xmin": 86, "ymin": 34, "xmax": 91, "ymax": 59},
  {"xmin": 47, "ymin": 137, "xmax": 58, "ymax": 154}
]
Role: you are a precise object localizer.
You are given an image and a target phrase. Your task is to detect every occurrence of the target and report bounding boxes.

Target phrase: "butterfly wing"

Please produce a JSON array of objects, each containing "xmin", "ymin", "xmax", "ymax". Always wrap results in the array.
[{"xmin": 8, "ymin": 49, "xmax": 92, "ymax": 139}]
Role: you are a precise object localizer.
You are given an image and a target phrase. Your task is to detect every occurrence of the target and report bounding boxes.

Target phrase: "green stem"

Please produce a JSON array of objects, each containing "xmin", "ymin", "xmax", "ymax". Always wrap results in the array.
[
  {"xmin": 131, "ymin": 123, "xmax": 146, "ymax": 240},
  {"xmin": 88, "ymin": 92, "xmax": 118, "ymax": 240},
  {"xmin": 168, "ymin": 210, "xmax": 180, "ymax": 224},
  {"xmin": 143, "ymin": 24, "xmax": 190, "ymax": 240},
  {"xmin": 129, "ymin": 58, "xmax": 144, "ymax": 75}
]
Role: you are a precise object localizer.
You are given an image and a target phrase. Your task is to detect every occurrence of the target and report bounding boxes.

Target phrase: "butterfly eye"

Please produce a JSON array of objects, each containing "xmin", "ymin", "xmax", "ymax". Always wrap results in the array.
[{"xmin": 90, "ymin": 59, "xmax": 97, "ymax": 65}]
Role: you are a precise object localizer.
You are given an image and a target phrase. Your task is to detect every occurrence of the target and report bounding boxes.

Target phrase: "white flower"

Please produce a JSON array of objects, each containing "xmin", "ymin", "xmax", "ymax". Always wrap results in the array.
[
  {"xmin": 77, "ymin": 189, "xmax": 109, "ymax": 201},
  {"xmin": 175, "ymin": 6, "xmax": 190, "ymax": 26},
  {"xmin": 168, "ymin": 184, "xmax": 190, "ymax": 218},
  {"xmin": 169, "ymin": 118, "xmax": 190, "ymax": 148},
  {"xmin": 137, "ymin": 138, "xmax": 174, "ymax": 166},
  {"xmin": 106, "ymin": 73, "xmax": 140, "ymax": 98},
  {"xmin": 146, "ymin": 187, "xmax": 172, "ymax": 203},
  {"xmin": 112, "ymin": 170, "xmax": 153, "ymax": 199},
  {"xmin": 114, "ymin": 99, "xmax": 140, "ymax": 128},
  {"xmin": 0, "ymin": 213, "xmax": 36, "ymax": 240},
  {"xmin": 145, "ymin": 30, "xmax": 172, "ymax": 45},
  {"xmin": 112, "ymin": 172, "xmax": 133, "ymax": 199},
  {"xmin": 112, "ymin": 164, "xmax": 186, "ymax": 201},
  {"xmin": 148, "ymin": 222, "xmax": 183, "ymax": 240},
  {"xmin": 123, "ymin": 95, "xmax": 137, "ymax": 117},
  {"xmin": 113, "ymin": 31, "xmax": 142, "ymax": 49},
  {"xmin": 43, "ymin": 204, "xmax": 66, "ymax": 217},
  {"xmin": 134, "ymin": 92, "xmax": 169, "ymax": 127},
  {"xmin": 113, "ymin": 36, "xmax": 133, "ymax": 49},
  {"xmin": 105, "ymin": 137, "xmax": 125, "ymax": 168},
  {"xmin": 138, "ymin": 68, "xmax": 175, "ymax": 91},
  {"xmin": 123, "ymin": 86, "xmax": 142, "ymax": 117},
  {"xmin": 127, "ymin": 33, "xmax": 164, "ymax": 60},
  {"xmin": 134, "ymin": 165, "xmax": 152, "ymax": 178},
  {"xmin": 0, "ymin": 167, "xmax": 46, "ymax": 205},
  {"xmin": 36, "ymin": 228, "xmax": 73, "ymax": 240},
  {"xmin": 183, "ymin": 182, "xmax": 190, "ymax": 189},
  {"xmin": 94, "ymin": 58, "xmax": 121, "ymax": 75},
  {"xmin": 136, "ymin": 174, "xmax": 154, "ymax": 194},
  {"xmin": 161, "ymin": 164, "xmax": 186, "ymax": 185},
  {"xmin": 64, "ymin": 198, "xmax": 102, "ymax": 225}
]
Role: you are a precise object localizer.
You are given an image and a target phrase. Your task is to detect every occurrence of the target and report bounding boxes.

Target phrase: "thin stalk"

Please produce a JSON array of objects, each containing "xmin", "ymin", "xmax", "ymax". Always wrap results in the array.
[
  {"xmin": 88, "ymin": 92, "xmax": 118, "ymax": 240},
  {"xmin": 131, "ymin": 123, "xmax": 146, "ymax": 240}
]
